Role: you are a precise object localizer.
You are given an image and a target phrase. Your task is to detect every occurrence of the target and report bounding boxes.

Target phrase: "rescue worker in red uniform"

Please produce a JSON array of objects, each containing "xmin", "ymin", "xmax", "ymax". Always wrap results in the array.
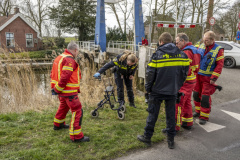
[
  {"xmin": 51, "ymin": 41, "xmax": 90, "ymax": 142},
  {"xmin": 193, "ymin": 31, "xmax": 224, "ymax": 125},
  {"xmin": 142, "ymin": 37, "xmax": 148, "ymax": 46},
  {"xmin": 174, "ymin": 33, "xmax": 201, "ymax": 131}
]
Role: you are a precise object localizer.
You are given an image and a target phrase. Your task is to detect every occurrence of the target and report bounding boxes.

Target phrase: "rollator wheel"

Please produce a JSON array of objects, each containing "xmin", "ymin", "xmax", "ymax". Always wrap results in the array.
[
  {"xmin": 91, "ymin": 110, "xmax": 99, "ymax": 118},
  {"xmin": 119, "ymin": 105, "xmax": 126, "ymax": 113},
  {"xmin": 117, "ymin": 112, "xmax": 125, "ymax": 120}
]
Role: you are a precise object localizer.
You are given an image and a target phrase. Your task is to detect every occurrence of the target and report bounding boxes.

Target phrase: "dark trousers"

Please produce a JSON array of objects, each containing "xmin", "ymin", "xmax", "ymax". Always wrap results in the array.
[
  {"xmin": 144, "ymin": 93, "xmax": 176, "ymax": 139},
  {"xmin": 114, "ymin": 72, "xmax": 134, "ymax": 103}
]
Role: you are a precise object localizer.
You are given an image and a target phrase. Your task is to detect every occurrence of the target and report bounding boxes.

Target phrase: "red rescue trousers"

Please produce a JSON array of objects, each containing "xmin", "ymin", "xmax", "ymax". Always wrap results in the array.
[
  {"xmin": 54, "ymin": 95, "xmax": 84, "ymax": 141},
  {"xmin": 175, "ymin": 82, "xmax": 195, "ymax": 131},
  {"xmin": 193, "ymin": 74, "xmax": 216, "ymax": 121}
]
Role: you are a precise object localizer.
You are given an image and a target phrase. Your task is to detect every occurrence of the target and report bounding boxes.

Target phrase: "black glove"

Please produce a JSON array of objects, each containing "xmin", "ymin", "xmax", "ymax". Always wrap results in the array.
[
  {"xmin": 51, "ymin": 89, "xmax": 58, "ymax": 95},
  {"xmin": 214, "ymin": 85, "xmax": 222, "ymax": 91},
  {"xmin": 176, "ymin": 92, "xmax": 184, "ymax": 103}
]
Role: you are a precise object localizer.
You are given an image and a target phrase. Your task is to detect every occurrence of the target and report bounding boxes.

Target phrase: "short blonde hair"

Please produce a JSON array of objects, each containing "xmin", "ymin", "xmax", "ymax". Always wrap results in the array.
[
  {"xmin": 204, "ymin": 31, "xmax": 216, "ymax": 40},
  {"xmin": 119, "ymin": 51, "xmax": 138, "ymax": 63}
]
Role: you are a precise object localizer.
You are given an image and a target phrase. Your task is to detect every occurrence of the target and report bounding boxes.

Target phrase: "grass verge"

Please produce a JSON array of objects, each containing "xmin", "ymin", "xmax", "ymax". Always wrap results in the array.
[{"xmin": 0, "ymin": 96, "xmax": 166, "ymax": 160}]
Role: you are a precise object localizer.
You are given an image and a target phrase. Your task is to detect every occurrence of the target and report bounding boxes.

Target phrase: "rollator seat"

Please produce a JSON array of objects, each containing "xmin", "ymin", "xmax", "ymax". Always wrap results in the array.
[{"xmin": 105, "ymin": 86, "xmax": 113, "ymax": 92}]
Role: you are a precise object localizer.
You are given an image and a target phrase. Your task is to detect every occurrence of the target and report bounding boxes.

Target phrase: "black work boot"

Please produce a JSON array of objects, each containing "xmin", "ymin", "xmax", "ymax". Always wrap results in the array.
[
  {"xmin": 167, "ymin": 137, "xmax": 175, "ymax": 149},
  {"xmin": 199, "ymin": 119, "xmax": 207, "ymax": 125},
  {"xmin": 162, "ymin": 128, "xmax": 178, "ymax": 134},
  {"xmin": 193, "ymin": 112, "xmax": 200, "ymax": 117},
  {"xmin": 181, "ymin": 125, "xmax": 192, "ymax": 130},
  {"xmin": 137, "ymin": 135, "xmax": 151, "ymax": 146},
  {"xmin": 54, "ymin": 123, "xmax": 69, "ymax": 130},
  {"xmin": 129, "ymin": 102, "xmax": 136, "ymax": 108},
  {"xmin": 72, "ymin": 136, "xmax": 90, "ymax": 143}
]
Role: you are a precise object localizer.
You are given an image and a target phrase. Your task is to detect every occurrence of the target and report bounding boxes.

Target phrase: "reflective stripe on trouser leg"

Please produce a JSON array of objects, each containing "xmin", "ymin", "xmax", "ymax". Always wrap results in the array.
[
  {"xmin": 182, "ymin": 117, "xmax": 193, "ymax": 126},
  {"xmin": 193, "ymin": 91, "xmax": 201, "ymax": 113},
  {"xmin": 175, "ymin": 106, "xmax": 181, "ymax": 131},
  {"xmin": 200, "ymin": 95, "xmax": 211, "ymax": 120},
  {"xmin": 54, "ymin": 96, "xmax": 70, "ymax": 127},
  {"xmin": 66, "ymin": 95, "xmax": 84, "ymax": 140},
  {"xmin": 181, "ymin": 93, "xmax": 193, "ymax": 127}
]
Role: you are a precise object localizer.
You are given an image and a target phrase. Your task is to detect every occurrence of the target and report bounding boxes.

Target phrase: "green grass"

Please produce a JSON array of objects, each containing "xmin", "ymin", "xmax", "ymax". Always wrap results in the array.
[
  {"xmin": 65, "ymin": 37, "xmax": 78, "ymax": 43},
  {"xmin": 0, "ymin": 96, "xmax": 166, "ymax": 160}
]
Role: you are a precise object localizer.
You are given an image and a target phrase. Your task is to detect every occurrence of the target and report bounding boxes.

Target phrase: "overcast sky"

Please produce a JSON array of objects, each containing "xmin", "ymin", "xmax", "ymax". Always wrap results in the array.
[{"xmin": 55, "ymin": 0, "xmax": 235, "ymax": 37}]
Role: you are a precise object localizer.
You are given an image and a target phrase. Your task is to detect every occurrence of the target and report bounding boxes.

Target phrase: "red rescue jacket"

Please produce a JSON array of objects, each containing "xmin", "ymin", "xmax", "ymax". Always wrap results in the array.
[{"xmin": 50, "ymin": 49, "xmax": 81, "ymax": 96}]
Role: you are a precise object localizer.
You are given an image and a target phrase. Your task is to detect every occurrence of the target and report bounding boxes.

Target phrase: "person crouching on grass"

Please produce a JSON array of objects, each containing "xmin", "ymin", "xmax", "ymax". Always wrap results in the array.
[{"xmin": 93, "ymin": 51, "xmax": 139, "ymax": 108}]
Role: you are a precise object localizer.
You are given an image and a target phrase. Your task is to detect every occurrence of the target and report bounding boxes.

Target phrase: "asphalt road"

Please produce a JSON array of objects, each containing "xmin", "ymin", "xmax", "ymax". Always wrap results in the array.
[{"xmin": 115, "ymin": 67, "xmax": 240, "ymax": 160}]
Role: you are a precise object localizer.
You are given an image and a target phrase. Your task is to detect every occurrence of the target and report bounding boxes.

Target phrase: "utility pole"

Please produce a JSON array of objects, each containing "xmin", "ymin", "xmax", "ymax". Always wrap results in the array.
[
  {"xmin": 206, "ymin": 0, "xmax": 214, "ymax": 30},
  {"xmin": 148, "ymin": 0, "xmax": 153, "ymax": 45},
  {"xmin": 175, "ymin": 0, "xmax": 178, "ymax": 38},
  {"xmin": 133, "ymin": 0, "xmax": 136, "ymax": 53}
]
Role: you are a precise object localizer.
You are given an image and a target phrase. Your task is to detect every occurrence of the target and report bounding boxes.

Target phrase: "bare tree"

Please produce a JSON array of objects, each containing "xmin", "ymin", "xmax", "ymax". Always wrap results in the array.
[
  {"xmin": 217, "ymin": 1, "xmax": 239, "ymax": 41},
  {"xmin": 0, "ymin": 0, "xmax": 14, "ymax": 16},
  {"xmin": 107, "ymin": 0, "xmax": 133, "ymax": 36},
  {"xmin": 19, "ymin": 0, "xmax": 54, "ymax": 37}
]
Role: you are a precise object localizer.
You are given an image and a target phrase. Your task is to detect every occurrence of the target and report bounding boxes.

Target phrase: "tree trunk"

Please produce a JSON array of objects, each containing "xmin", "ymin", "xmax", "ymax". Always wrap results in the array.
[
  {"xmin": 108, "ymin": 4, "xmax": 124, "ymax": 35},
  {"xmin": 151, "ymin": 0, "xmax": 158, "ymax": 42},
  {"xmin": 191, "ymin": 0, "xmax": 196, "ymax": 23},
  {"xmin": 206, "ymin": 0, "xmax": 214, "ymax": 30}
]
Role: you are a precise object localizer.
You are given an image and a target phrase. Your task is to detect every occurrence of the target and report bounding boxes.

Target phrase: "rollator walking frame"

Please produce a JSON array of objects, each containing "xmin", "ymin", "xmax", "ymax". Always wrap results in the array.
[{"xmin": 91, "ymin": 76, "xmax": 126, "ymax": 120}]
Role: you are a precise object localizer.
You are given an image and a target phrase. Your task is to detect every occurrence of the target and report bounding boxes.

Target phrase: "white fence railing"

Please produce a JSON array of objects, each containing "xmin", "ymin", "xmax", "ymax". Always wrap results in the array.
[
  {"xmin": 107, "ymin": 41, "xmax": 135, "ymax": 52},
  {"xmin": 77, "ymin": 41, "xmax": 100, "ymax": 51},
  {"xmin": 77, "ymin": 40, "xmax": 158, "ymax": 63}
]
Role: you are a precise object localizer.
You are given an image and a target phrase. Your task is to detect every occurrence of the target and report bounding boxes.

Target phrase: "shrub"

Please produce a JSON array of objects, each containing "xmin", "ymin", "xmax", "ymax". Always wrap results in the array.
[
  {"xmin": 54, "ymin": 37, "xmax": 66, "ymax": 48},
  {"xmin": 29, "ymin": 50, "xmax": 46, "ymax": 58}
]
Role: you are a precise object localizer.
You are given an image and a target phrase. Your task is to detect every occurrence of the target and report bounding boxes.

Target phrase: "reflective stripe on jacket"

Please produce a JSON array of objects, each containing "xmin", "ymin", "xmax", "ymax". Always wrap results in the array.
[
  {"xmin": 197, "ymin": 43, "xmax": 223, "ymax": 77},
  {"xmin": 51, "ymin": 52, "xmax": 81, "ymax": 94},
  {"xmin": 183, "ymin": 45, "xmax": 200, "ymax": 82},
  {"xmin": 145, "ymin": 43, "xmax": 190, "ymax": 95}
]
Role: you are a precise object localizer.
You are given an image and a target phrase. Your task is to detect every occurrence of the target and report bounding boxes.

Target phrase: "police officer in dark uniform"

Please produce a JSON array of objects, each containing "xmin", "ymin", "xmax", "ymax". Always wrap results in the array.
[
  {"xmin": 137, "ymin": 32, "xmax": 190, "ymax": 149},
  {"xmin": 93, "ymin": 51, "xmax": 138, "ymax": 108}
]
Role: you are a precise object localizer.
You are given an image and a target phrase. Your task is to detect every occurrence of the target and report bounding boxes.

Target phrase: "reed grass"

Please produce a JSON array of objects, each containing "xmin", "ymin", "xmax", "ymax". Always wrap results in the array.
[{"xmin": 0, "ymin": 50, "xmax": 138, "ymax": 114}]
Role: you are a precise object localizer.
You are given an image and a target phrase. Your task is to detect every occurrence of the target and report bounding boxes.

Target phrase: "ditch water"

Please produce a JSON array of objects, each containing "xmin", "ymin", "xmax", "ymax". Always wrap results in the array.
[{"xmin": 34, "ymin": 69, "xmax": 51, "ymax": 95}]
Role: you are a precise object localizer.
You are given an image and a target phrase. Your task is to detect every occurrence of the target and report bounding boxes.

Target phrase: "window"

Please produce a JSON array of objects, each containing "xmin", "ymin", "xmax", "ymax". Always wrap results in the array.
[
  {"xmin": 224, "ymin": 44, "xmax": 233, "ymax": 50},
  {"xmin": 231, "ymin": 42, "xmax": 240, "ymax": 49},
  {"xmin": 215, "ymin": 42, "xmax": 226, "ymax": 48},
  {"xmin": 26, "ymin": 34, "xmax": 33, "ymax": 47},
  {"xmin": 6, "ymin": 32, "xmax": 15, "ymax": 47}
]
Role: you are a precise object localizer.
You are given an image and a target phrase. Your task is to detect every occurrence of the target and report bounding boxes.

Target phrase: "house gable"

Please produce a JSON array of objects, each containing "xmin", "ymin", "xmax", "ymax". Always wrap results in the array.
[{"xmin": 0, "ymin": 13, "xmax": 39, "ymax": 38}]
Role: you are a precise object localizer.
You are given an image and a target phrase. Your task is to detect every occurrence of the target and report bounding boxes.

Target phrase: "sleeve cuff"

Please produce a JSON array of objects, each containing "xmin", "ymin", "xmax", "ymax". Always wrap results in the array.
[
  {"xmin": 211, "ymin": 72, "xmax": 221, "ymax": 81},
  {"xmin": 210, "ymin": 76, "xmax": 217, "ymax": 81},
  {"xmin": 54, "ymin": 87, "xmax": 62, "ymax": 94}
]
